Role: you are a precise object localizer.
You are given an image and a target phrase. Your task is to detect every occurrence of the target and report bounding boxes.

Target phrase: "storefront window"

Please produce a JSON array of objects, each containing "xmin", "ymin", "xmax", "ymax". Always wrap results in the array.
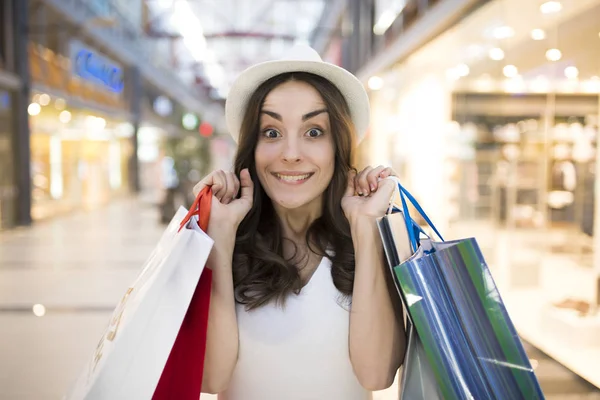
[
  {"xmin": 367, "ymin": 0, "xmax": 600, "ymax": 386},
  {"xmin": 29, "ymin": 92, "xmax": 132, "ymax": 220}
]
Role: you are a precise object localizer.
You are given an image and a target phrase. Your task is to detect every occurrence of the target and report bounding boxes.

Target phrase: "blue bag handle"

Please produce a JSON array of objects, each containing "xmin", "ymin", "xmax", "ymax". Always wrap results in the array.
[
  {"xmin": 386, "ymin": 177, "xmax": 444, "ymax": 252},
  {"xmin": 398, "ymin": 184, "xmax": 444, "ymax": 242}
]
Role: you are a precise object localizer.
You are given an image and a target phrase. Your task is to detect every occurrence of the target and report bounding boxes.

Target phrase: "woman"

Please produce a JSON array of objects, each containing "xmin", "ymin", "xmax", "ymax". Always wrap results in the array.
[{"xmin": 193, "ymin": 45, "xmax": 406, "ymax": 400}]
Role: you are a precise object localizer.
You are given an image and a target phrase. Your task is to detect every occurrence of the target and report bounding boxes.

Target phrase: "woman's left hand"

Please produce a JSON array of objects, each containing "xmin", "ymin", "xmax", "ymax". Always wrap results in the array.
[{"xmin": 341, "ymin": 165, "xmax": 397, "ymax": 223}]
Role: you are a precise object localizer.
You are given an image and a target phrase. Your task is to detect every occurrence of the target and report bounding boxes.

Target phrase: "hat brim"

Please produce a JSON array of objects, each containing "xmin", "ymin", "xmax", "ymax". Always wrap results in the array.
[{"xmin": 225, "ymin": 59, "xmax": 370, "ymax": 143}]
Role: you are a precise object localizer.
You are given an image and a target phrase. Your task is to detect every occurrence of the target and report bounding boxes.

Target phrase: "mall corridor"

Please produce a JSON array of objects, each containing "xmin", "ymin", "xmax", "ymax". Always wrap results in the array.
[{"xmin": 0, "ymin": 198, "xmax": 598, "ymax": 400}]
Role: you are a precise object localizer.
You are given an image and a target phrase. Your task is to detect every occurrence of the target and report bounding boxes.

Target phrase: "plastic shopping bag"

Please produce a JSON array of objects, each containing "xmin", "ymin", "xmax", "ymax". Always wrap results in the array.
[
  {"xmin": 378, "ymin": 178, "xmax": 545, "ymax": 400},
  {"xmin": 66, "ymin": 188, "xmax": 215, "ymax": 400},
  {"xmin": 399, "ymin": 321, "xmax": 442, "ymax": 399},
  {"xmin": 377, "ymin": 205, "xmax": 442, "ymax": 400}
]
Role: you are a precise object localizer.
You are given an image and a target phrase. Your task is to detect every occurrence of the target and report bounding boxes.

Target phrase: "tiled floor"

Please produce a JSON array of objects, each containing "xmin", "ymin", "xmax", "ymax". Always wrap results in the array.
[{"xmin": 0, "ymin": 199, "xmax": 598, "ymax": 399}]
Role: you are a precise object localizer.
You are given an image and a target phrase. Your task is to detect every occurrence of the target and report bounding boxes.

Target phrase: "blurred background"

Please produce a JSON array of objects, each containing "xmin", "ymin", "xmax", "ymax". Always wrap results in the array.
[{"xmin": 1, "ymin": 0, "xmax": 600, "ymax": 399}]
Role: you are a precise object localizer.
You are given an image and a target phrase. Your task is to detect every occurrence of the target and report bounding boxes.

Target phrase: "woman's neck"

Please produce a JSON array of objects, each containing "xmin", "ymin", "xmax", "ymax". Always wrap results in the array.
[{"xmin": 274, "ymin": 203, "xmax": 321, "ymax": 244}]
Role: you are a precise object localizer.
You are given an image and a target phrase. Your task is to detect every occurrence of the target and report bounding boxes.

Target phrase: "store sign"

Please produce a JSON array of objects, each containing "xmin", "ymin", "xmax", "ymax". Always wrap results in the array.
[{"xmin": 69, "ymin": 40, "xmax": 124, "ymax": 93}]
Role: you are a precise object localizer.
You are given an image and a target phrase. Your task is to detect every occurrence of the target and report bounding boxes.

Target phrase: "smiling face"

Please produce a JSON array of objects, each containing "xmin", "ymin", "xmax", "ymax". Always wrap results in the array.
[{"xmin": 254, "ymin": 80, "xmax": 335, "ymax": 212}]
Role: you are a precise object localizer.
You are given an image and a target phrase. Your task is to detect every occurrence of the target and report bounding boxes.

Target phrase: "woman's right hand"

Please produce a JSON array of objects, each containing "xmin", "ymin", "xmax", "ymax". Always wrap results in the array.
[{"xmin": 192, "ymin": 168, "xmax": 254, "ymax": 231}]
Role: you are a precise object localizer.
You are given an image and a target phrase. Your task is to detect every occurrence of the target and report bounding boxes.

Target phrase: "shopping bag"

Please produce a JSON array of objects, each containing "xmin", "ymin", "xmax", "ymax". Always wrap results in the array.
[
  {"xmin": 65, "ymin": 187, "xmax": 214, "ymax": 400},
  {"xmin": 400, "ymin": 321, "xmax": 442, "ymax": 399},
  {"xmin": 378, "ymin": 178, "xmax": 545, "ymax": 400},
  {"xmin": 377, "ymin": 203, "xmax": 442, "ymax": 400}
]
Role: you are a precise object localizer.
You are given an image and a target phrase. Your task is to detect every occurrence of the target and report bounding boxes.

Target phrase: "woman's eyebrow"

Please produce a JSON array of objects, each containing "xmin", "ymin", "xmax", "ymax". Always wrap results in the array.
[
  {"xmin": 260, "ymin": 108, "xmax": 328, "ymax": 122},
  {"xmin": 261, "ymin": 110, "xmax": 282, "ymax": 121},
  {"xmin": 302, "ymin": 108, "xmax": 328, "ymax": 121}
]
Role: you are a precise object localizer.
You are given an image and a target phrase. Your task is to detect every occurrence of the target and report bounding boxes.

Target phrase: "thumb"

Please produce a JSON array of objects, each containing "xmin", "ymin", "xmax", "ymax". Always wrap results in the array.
[
  {"xmin": 345, "ymin": 170, "xmax": 357, "ymax": 197},
  {"xmin": 239, "ymin": 168, "xmax": 254, "ymax": 201}
]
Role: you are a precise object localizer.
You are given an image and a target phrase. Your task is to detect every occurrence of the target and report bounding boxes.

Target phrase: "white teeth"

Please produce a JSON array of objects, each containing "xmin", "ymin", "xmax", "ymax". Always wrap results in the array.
[{"xmin": 276, "ymin": 173, "xmax": 311, "ymax": 182}]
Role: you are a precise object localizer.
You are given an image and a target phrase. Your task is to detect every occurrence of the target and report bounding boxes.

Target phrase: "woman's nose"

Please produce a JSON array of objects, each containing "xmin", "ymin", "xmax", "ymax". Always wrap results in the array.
[{"xmin": 282, "ymin": 137, "xmax": 302, "ymax": 163}]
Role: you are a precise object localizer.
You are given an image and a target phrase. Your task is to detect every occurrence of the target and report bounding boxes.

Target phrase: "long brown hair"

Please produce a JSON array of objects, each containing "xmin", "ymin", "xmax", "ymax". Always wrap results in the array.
[{"xmin": 232, "ymin": 72, "xmax": 357, "ymax": 310}]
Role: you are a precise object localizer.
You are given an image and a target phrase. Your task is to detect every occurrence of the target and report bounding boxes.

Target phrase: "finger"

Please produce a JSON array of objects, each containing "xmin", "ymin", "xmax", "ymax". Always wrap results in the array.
[
  {"xmin": 193, "ymin": 170, "xmax": 222, "ymax": 197},
  {"xmin": 367, "ymin": 165, "xmax": 387, "ymax": 192},
  {"xmin": 369, "ymin": 177, "xmax": 396, "ymax": 203},
  {"xmin": 345, "ymin": 169, "xmax": 357, "ymax": 197},
  {"xmin": 356, "ymin": 166, "xmax": 373, "ymax": 196},
  {"xmin": 239, "ymin": 168, "xmax": 254, "ymax": 201},
  {"xmin": 213, "ymin": 170, "xmax": 228, "ymax": 201},
  {"xmin": 192, "ymin": 181, "xmax": 204, "ymax": 197},
  {"xmin": 378, "ymin": 166, "xmax": 394, "ymax": 180},
  {"xmin": 231, "ymin": 172, "xmax": 241, "ymax": 200},
  {"xmin": 223, "ymin": 172, "xmax": 238, "ymax": 204}
]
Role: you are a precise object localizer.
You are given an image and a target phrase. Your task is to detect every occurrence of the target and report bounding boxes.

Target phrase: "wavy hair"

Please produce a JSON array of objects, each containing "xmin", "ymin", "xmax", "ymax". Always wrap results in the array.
[{"xmin": 232, "ymin": 72, "xmax": 357, "ymax": 310}]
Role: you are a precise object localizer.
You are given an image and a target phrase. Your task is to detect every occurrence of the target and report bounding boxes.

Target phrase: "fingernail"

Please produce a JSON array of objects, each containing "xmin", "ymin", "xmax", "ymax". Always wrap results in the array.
[
  {"xmin": 358, "ymin": 192, "xmax": 363, "ymax": 196},
  {"xmin": 370, "ymin": 184, "xmax": 376, "ymax": 191}
]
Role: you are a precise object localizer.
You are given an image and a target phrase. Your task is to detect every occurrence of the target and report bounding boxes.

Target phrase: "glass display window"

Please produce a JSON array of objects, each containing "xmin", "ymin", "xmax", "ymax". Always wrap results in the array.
[{"xmin": 365, "ymin": 0, "xmax": 600, "ymax": 387}]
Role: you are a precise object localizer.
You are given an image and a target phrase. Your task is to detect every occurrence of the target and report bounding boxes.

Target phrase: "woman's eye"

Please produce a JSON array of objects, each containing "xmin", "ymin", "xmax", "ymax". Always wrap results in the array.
[
  {"xmin": 263, "ymin": 129, "xmax": 280, "ymax": 138},
  {"xmin": 306, "ymin": 128, "xmax": 323, "ymax": 138}
]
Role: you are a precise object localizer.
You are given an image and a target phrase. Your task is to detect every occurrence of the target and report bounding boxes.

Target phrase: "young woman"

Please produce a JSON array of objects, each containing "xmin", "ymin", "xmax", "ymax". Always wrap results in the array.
[{"xmin": 193, "ymin": 45, "xmax": 406, "ymax": 400}]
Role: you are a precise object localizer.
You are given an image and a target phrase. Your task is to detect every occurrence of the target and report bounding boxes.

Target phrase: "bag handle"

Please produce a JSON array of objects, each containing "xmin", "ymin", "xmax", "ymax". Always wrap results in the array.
[
  {"xmin": 398, "ymin": 184, "xmax": 444, "ymax": 242},
  {"xmin": 385, "ymin": 176, "xmax": 444, "ymax": 252},
  {"xmin": 179, "ymin": 186, "xmax": 212, "ymax": 233}
]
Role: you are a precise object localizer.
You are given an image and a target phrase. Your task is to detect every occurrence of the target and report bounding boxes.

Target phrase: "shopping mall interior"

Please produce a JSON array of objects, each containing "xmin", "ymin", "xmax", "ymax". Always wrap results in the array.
[{"xmin": 1, "ymin": 0, "xmax": 600, "ymax": 399}]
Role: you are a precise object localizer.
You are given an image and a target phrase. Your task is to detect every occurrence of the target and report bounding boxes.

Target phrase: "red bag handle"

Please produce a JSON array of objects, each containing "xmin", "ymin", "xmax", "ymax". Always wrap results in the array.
[
  {"xmin": 179, "ymin": 186, "xmax": 212, "ymax": 233},
  {"xmin": 153, "ymin": 186, "xmax": 213, "ymax": 399}
]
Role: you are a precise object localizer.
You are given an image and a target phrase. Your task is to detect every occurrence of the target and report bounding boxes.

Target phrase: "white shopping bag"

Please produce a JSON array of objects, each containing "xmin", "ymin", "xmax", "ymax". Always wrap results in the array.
[{"xmin": 65, "ymin": 204, "xmax": 214, "ymax": 400}]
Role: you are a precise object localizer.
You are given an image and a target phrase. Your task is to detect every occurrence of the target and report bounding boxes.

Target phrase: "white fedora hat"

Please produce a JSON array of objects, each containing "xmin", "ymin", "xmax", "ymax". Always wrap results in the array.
[{"xmin": 225, "ymin": 44, "xmax": 370, "ymax": 143}]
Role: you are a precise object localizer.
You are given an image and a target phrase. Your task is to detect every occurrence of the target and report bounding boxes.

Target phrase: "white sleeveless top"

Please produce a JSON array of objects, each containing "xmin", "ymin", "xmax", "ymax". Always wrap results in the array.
[{"xmin": 219, "ymin": 256, "xmax": 371, "ymax": 400}]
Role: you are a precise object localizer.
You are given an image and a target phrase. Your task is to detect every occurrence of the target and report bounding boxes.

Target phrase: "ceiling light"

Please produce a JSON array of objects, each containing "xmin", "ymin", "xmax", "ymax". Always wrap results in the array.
[
  {"xmin": 493, "ymin": 26, "xmax": 515, "ymax": 39},
  {"xmin": 503, "ymin": 65, "xmax": 519, "ymax": 78},
  {"xmin": 489, "ymin": 48, "xmax": 505, "ymax": 61},
  {"xmin": 32, "ymin": 304, "xmax": 46, "ymax": 317},
  {"xmin": 540, "ymin": 1, "xmax": 562, "ymax": 14},
  {"xmin": 59, "ymin": 110, "xmax": 72, "ymax": 124},
  {"xmin": 564, "ymin": 66, "xmax": 579, "ymax": 79},
  {"xmin": 39, "ymin": 93, "xmax": 50, "ymax": 106},
  {"xmin": 373, "ymin": 10, "xmax": 397, "ymax": 35},
  {"xmin": 531, "ymin": 29, "xmax": 546, "ymax": 41},
  {"xmin": 455, "ymin": 64, "xmax": 470, "ymax": 77},
  {"xmin": 546, "ymin": 48, "xmax": 562, "ymax": 61},
  {"xmin": 28, "ymin": 103, "xmax": 41, "ymax": 116},
  {"xmin": 368, "ymin": 76, "xmax": 384, "ymax": 90}
]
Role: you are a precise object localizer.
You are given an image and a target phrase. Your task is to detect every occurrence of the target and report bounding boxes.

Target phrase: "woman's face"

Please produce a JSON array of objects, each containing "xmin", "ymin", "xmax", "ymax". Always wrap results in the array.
[{"xmin": 255, "ymin": 80, "xmax": 335, "ymax": 212}]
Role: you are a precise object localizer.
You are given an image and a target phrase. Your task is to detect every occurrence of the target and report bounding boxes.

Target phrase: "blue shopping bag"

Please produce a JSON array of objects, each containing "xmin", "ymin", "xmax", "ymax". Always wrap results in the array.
[{"xmin": 378, "ymin": 178, "xmax": 545, "ymax": 400}]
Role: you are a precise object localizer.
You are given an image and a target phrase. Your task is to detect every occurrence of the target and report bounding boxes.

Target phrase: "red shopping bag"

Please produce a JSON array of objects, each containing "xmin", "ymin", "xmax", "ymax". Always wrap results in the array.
[{"xmin": 153, "ymin": 187, "xmax": 214, "ymax": 399}]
